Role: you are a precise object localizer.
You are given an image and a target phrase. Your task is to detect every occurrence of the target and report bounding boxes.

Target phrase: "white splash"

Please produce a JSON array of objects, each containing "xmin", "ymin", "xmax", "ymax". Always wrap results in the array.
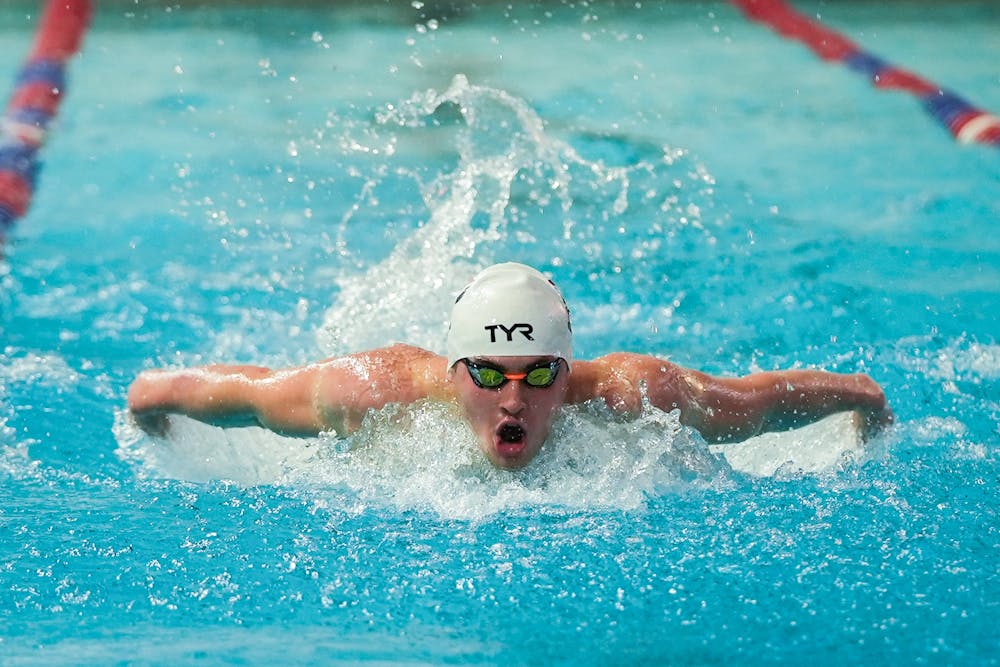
[
  {"xmin": 114, "ymin": 397, "xmax": 869, "ymax": 521},
  {"xmin": 113, "ymin": 399, "xmax": 729, "ymax": 521},
  {"xmin": 315, "ymin": 74, "xmax": 640, "ymax": 356}
]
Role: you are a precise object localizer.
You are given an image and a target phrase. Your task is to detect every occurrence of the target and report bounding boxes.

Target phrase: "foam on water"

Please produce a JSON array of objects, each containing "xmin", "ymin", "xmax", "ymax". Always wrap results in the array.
[
  {"xmin": 113, "ymin": 399, "xmax": 875, "ymax": 522},
  {"xmin": 114, "ymin": 399, "xmax": 729, "ymax": 521},
  {"xmin": 299, "ymin": 403, "xmax": 720, "ymax": 521}
]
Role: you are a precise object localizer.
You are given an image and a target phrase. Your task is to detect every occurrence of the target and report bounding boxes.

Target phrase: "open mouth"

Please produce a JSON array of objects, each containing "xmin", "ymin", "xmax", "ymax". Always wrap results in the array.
[{"xmin": 495, "ymin": 422, "xmax": 526, "ymax": 456}]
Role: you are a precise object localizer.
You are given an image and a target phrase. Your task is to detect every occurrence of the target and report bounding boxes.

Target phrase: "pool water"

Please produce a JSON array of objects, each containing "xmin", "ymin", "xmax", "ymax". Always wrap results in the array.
[{"xmin": 1, "ymin": 1, "xmax": 998, "ymax": 664}]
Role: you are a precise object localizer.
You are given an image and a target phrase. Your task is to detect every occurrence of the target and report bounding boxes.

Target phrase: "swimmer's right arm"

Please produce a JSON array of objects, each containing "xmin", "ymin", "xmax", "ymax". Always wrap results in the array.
[
  {"xmin": 126, "ymin": 345, "xmax": 449, "ymax": 437},
  {"xmin": 127, "ymin": 363, "xmax": 334, "ymax": 436}
]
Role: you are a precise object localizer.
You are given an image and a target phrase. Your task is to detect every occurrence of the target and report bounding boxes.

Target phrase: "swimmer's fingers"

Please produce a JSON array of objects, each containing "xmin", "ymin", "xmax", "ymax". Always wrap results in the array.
[
  {"xmin": 860, "ymin": 405, "xmax": 894, "ymax": 441},
  {"xmin": 132, "ymin": 410, "xmax": 171, "ymax": 438}
]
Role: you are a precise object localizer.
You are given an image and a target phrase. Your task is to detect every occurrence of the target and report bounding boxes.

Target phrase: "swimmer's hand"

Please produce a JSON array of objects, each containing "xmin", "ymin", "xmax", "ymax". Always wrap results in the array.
[
  {"xmin": 859, "ymin": 404, "xmax": 894, "ymax": 442},
  {"xmin": 131, "ymin": 410, "xmax": 171, "ymax": 438},
  {"xmin": 128, "ymin": 370, "xmax": 174, "ymax": 437}
]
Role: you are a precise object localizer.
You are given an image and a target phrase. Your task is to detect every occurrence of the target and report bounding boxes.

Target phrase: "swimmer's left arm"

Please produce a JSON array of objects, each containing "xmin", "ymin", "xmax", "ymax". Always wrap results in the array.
[
  {"xmin": 681, "ymin": 369, "xmax": 891, "ymax": 442},
  {"xmin": 602, "ymin": 355, "xmax": 892, "ymax": 443},
  {"xmin": 666, "ymin": 367, "xmax": 892, "ymax": 443}
]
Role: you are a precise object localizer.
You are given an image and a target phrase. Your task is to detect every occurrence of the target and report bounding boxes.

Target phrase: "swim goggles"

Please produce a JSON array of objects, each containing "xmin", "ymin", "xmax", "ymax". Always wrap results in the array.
[{"xmin": 461, "ymin": 359, "xmax": 562, "ymax": 390}]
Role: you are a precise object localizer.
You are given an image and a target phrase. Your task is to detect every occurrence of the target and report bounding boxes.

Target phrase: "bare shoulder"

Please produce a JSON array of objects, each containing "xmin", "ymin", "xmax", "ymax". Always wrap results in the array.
[
  {"xmin": 569, "ymin": 353, "xmax": 675, "ymax": 414},
  {"xmin": 357, "ymin": 343, "xmax": 449, "ymax": 393},
  {"xmin": 313, "ymin": 344, "xmax": 450, "ymax": 408},
  {"xmin": 344, "ymin": 342, "xmax": 442, "ymax": 367}
]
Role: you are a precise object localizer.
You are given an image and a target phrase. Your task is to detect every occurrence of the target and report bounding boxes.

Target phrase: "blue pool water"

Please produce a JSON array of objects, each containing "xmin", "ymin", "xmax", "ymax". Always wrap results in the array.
[{"xmin": 1, "ymin": 1, "xmax": 998, "ymax": 664}]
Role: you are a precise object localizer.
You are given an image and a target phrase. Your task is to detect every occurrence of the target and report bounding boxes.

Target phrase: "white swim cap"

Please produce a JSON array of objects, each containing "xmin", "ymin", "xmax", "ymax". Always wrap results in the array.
[{"xmin": 447, "ymin": 263, "xmax": 572, "ymax": 369}]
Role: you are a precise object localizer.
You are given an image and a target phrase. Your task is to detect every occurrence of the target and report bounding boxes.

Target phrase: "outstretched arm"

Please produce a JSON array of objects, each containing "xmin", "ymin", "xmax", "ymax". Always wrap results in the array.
[
  {"xmin": 576, "ymin": 354, "xmax": 892, "ymax": 443},
  {"xmin": 666, "ymin": 366, "xmax": 892, "ymax": 443},
  {"xmin": 126, "ymin": 344, "xmax": 449, "ymax": 437},
  {"xmin": 127, "ymin": 363, "xmax": 333, "ymax": 436}
]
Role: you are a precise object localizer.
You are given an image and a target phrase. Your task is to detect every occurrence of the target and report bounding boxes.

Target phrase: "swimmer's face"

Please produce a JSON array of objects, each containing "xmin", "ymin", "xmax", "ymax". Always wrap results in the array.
[{"xmin": 452, "ymin": 356, "xmax": 569, "ymax": 470}]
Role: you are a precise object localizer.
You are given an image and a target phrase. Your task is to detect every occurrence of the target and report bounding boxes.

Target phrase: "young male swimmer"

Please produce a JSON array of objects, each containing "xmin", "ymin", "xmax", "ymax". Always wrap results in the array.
[{"xmin": 128, "ymin": 263, "xmax": 892, "ymax": 470}]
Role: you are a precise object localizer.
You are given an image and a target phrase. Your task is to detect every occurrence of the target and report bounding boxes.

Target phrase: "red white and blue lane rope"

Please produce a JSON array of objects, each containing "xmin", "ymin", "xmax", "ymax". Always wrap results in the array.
[
  {"xmin": 730, "ymin": 0, "xmax": 1000, "ymax": 148},
  {"xmin": 1, "ymin": 0, "xmax": 92, "ymax": 240}
]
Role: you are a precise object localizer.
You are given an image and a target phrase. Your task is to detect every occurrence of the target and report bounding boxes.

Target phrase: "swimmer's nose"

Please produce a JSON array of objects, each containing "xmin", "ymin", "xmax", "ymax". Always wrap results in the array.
[{"xmin": 499, "ymin": 382, "xmax": 527, "ymax": 415}]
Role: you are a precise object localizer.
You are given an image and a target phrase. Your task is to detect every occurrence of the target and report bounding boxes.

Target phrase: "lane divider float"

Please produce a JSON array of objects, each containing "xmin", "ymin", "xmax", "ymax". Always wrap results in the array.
[
  {"xmin": 730, "ymin": 0, "xmax": 1000, "ymax": 148},
  {"xmin": 1, "ymin": 0, "xmax": 93, "ymax": 242}
]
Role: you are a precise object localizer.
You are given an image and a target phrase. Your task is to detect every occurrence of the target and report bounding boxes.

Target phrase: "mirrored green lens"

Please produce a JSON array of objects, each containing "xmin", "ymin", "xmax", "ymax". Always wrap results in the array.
[
  {"xmin": 475, "ymin": 366, "xmax": 506, "ymax": 387},
  {"xmin": 525, "ymin": 366, "xmax": 556, "ymax": 387}
]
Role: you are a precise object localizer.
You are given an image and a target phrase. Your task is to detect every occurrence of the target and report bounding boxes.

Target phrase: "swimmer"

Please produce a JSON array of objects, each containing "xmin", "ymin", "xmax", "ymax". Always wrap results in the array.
[{"xmin": 127, "ymin": 262, "xmax": 892, "ymax": 470}]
